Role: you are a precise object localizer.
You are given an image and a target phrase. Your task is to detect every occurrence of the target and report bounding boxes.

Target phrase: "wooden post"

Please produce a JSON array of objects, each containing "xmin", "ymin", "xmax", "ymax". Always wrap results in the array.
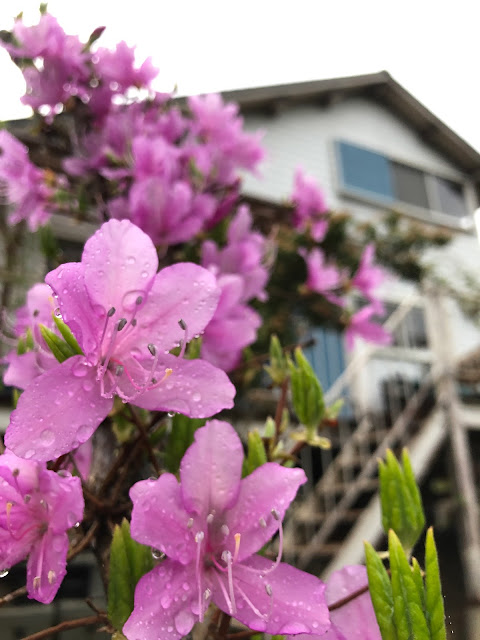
[{"xmin": 424, "ymin": 284, "xmax": 480, "ymax": 631}]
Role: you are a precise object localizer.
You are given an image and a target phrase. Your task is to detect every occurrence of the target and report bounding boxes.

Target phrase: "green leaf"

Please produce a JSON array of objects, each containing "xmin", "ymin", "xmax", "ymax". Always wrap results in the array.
[
  {"xmin": 164, "ymin": 414, "xmax": 205, "ymax": 473},
  {"xmin": 379, "ymin": 449, "xmax": 425, "ymax": 552},
  {"xmin": 287, "ymin": 347, "xmax": 325, "ymax": 430},
  {"xmin": 108, "ymin": 519, "xmax": 154, "ymax": 632},
  {"xmin": 425, "ymin": 527, "xmax": 447, "ymax": 640},
  {"xmin": 389, "ymin": 530, "xmax": 430, "ymax": 640},
  {"xmin": 39, "ymin": 324, "xmax": 76, "ymax": 363},
  {"xmin": 264, "ymin": 334, "xmax": 288, "ymax": 385},
  {"xmin": 242, "ymin": 430, "xmax": 268, "ymax": 477},
  {"xmin": 53, "ymin": 314, "xmax": 83, "ymax": 355},
  {"xmin": 364, "ymin": 541, "xmax": 397, "ymax": 640}
]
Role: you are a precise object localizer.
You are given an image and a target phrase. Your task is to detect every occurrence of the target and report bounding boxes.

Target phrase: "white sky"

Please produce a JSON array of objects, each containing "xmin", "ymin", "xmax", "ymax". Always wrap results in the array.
[{"xmin": 1, "ymin": 0, "xmax": 480, "ymax": 151}]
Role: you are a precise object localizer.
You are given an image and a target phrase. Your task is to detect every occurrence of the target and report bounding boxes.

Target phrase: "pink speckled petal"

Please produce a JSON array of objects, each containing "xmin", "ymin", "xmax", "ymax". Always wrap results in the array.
[
  {"xmin": 123, "ymin": 561, "xmax": 197, "ymax": 640},
  {"xmin": 130, "ymin": 474, "xmax": 195, "ymax": 565},
  {"xmin": 213, "ymin": 556, "xmax": 330, "ymax": 635},
  {"xmin": 5, "ymin": 355, "xmax": 112, "ymax": 462},
  {"xmin": 26, "ymin": 529, "xmax": 68, "ymax": 604},
  {"xmin": 180, "ymin": 420, "xmax": 243, "ymax": 517},
  {"xmin": 223, "ymin": 463, "xmax": 306, "ymax": 561}
]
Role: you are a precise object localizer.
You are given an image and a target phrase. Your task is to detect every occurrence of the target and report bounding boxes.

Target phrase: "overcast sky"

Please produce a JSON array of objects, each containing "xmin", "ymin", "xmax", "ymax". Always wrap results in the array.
[{"xmin": 1, "ymin": 0, "xmax": 480, "ymax": 151}]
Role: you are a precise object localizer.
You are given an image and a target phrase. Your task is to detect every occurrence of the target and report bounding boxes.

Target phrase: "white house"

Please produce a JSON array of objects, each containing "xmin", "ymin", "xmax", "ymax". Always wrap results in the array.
[{"xmin": 223, "ymin": 72, "xmax": 480, "ymax": 638}]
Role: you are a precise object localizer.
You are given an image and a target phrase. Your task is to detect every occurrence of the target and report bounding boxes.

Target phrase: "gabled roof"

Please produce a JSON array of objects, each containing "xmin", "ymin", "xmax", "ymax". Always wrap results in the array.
[{"xmin": 222, "ymin": 71, "xmax": 480, "ymax": 186}]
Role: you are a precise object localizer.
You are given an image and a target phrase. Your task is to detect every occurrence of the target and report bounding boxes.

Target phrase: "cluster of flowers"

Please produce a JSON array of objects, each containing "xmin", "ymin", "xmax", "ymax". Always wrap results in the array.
[
  {"xmin": 0, "ymin": 10, "xmax": 390, "ymax": 354},
  {"xmin": 0, "ymin": 10, "xmax": 392, "ymax": 640},
  {"xmin": 293, "ymin": 169, "xmax": 391, "ymax": 347}
]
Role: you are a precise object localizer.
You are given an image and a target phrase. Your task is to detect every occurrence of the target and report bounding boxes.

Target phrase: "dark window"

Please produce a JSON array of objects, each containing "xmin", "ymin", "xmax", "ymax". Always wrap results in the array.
[
  {"xmin": 337, "ymin": 141, "xmax": 468, "ymax": 221},
  {"xmin": 391, "ymin": 162, "xmax": 429, "ymax": 209},
  {"xmin": 434, "ymin": 176, "xmax": 468, "ymax": 217},
  {"xmin": 338, "ymin": 142, "xmax": 394, "ymax": 201}
]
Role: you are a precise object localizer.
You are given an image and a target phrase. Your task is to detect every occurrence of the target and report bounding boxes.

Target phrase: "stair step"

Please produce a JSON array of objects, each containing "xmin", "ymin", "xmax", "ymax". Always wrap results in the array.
[
  {"xmin": 283, "ymin": 542, "xmax": 343, "ymax": 556},
  {"xmin": 296, "ymin": 508, "xmax": 365, "ymax": 525},
  {"xmin": 315, "ymin": 477, "xmax": 379, "ymax": 496}
]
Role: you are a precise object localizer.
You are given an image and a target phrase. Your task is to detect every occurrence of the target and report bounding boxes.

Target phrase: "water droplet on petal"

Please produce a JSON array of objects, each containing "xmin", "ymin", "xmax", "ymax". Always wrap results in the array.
[
  {"xmin": 77, "ymin": 424, "xmax": 91, "ymax": 440},
  {"xmin": 40, "ymin": 429, "xmax": 55, "ymax": 446},
  {"xmin": 24, "ymin": 449, "xmax": 35, "ymax": 459},
  {"xmin": 72, "ymin": 361, "xmax": 89, "ymax": 377},
  {"xmin": 127, "ymin": 256, "xmax": 136, "ymax": 265},
  {"xmin": 174, "ymin": 610, "xmax": 194, "ymax": 636},
  {"xmin": 0, "ymin": 569, "xmax": 9, "ymax": 578},
  {"xmin": 83, "ymin": 379, "xmax": 94, "ymax": 392},
  {"xmin": 151, "ymin": 548, "xmax": 165, "ymax": 560},
  {"xmin": 192, "ymin": 392, "xmax": 201, "ymax": 403}
]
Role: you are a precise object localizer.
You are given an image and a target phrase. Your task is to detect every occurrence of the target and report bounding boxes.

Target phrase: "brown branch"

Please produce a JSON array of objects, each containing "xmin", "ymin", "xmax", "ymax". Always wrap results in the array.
[
  {"xmin": 67, "ymin": 521, "xmax": 99, "ymax": 561},
  {"xmin": 128, "ymin": 405, "xmax": 161, "ymax": 476},
  {"xmin": 273, "ymin": 378, "xmax": 289, "ymax": 439},
  {"xmin": 328, "ymin": 583, "xmax": 369, "ymax": 611},
  {"xmin": 217, "ymin": 612, "xmax": 232, "ymax": 640},
  {"xmin": 19, "ymin": 614, "xmax": 107, "ymax": 640},
  {"xmin": 0, "ymin": 585, "xmax": 27, "ymax": 608},
  {"xmin": 226, "ymin": 632, "xmax": 259, "ymax": 640}
]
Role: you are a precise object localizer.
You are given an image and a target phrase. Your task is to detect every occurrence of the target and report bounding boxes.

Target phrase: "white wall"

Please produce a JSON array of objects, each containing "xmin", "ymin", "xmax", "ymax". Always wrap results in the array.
[{"xmin": 242, "ymin": 95, "xmax": 480, "ymax": 402}]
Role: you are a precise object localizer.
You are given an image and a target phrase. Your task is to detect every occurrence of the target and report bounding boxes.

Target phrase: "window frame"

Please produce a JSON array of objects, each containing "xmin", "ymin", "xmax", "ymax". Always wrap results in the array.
[{"xmin": 335, "ymin": 140, "xmax": 473, "ymax": 231}]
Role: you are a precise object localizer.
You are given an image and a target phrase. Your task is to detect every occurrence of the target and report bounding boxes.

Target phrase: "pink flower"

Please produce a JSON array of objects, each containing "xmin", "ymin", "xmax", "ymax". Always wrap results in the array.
[
  {"xmin": 352, "ymin": 244, "xmax": 386, "ymax": 304},
  {"xmin": 291, "ymin": 169, "xmax": 328, "ymax": 241},
  {"xmin": 287, "ymin": 565, "xmax": 381, "ymax": 640},
  {"xmin": 3, "ymin": 283, "xmax": 58, "ymax": 390},
  {"xmin": 0, "ymin": 131, "xmax": 52, "ymax": 230},
  {"xmin": 201, "ymin": 275, "xmax": 261, "ymax": 372},
  {"xmin": 301, "ymin": 248, "xmax": 346, "ymax": 306},
  {"xmin": 123, "ymin": 420, "xmax": 330, "ymax": 640},
  {"xmin": 4, "ymin": 13, "xmax": 90, "ymax": 112},
  {"xmin": 5, "ymin": 220, "xmax": 235, "ymax": 462},
  {"xmin": 345, "ymin": 305, "xmax": 392, "ymax": 350},
  {"xmin": 0, "ymin": 449, "xmax": 84, "ymax": 604},
  {"xmin": 202, "ymin": 205, "xmax": 269, "ymax": 303}
]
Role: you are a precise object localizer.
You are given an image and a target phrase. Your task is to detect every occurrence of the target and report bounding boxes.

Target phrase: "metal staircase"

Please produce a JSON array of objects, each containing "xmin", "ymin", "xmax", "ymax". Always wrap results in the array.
[{"xmin": 283, "ymin": 293, "xmax": 450, "ymax": 575}]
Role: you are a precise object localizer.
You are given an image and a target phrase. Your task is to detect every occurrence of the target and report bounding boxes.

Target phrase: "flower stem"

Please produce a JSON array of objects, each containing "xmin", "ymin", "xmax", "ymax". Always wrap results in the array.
[{"xmin": 18, "ymin": 614, "xmax": 107, "ymax": 640}]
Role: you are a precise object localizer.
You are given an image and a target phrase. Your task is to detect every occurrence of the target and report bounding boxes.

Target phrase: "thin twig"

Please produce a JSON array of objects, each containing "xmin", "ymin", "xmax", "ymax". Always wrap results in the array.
[
  {"xmin": 328, "ymin": 583, "xmax": 369, "ymax": 611},
  {"xmin": 20, "ymin": 614, "xmax": 107, "ymax": 640},
  {"xmin": 67, "ymin": 521, "xmax": 99, "ymax": 561},
  {"xmin": 128, "ymin": 405, "xmax": 161, "ymax": 476},
  {"xmin": 0, "ymin": 585, "xmax": 27, "ymax": 608}
]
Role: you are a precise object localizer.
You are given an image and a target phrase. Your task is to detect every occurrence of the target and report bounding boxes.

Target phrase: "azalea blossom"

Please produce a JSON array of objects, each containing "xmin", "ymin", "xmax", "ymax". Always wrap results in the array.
[
  {"xmin": 0, "ymin": 449, "xmax": 84, "ymax": 604},
  {"xmin": 0, "ymin": 130, "xmax": 53, "ymax": 230},
  {"xmin": 345, "ymin": 305, "xmax": 392, "ymax": 350},
  {"xmin": 287, "ymin": 565, "xmax": 381, "ymax": 640},
  {"xmin": 5, "ymin": 219, "xmax": 235, "ymax": 462},
  {"xmin": 123, "ymin": 420, "xmax": 330, "ymax": 640},
  {"xmin": 3, "ymin": 282, "xmax": 58, "ymax": 390},
  {"xmin": 301, "ymin": 248, "xmax": 346, "ymax": 306},
  {"xmin": 201, "ymin": 275, "xmax": 262, "ymax": 372},
  {"xmin": 291, "ymin": 169, "xmax": 329, "ymax": 241},
  {"xmin": 352, "ymin": 244, "xmax": 386, "ymax": 306}
]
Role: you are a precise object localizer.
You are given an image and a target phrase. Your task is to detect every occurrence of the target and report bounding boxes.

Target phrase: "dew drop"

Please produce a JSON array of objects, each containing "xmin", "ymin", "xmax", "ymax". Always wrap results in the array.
[
  {"xmin": 151, "ymin": 548, "xmax": 165, "ymax": 561},
  {"xmin": 77, "ymin": 424, "xmax": 91, "ymax": 440},
  {"xmin": 127, "ymin": 256, "xmax": 136, "ymax": 265},
  {"xmin": 72, "ymin": 361, "xmax": 88, "ymax": 378},
  {"xmin": 24, "ymin": 449, "xmax": 35, "ymax": 459},
  {"xmin": 82, "ymin": 379, "xmax": 94, "ymax": 392},
  {"xmin": 0, "ymin": 569, "xmax": 9, "ymax": 578},
  {"xmin": 40, "ymin": 429, "xmax": 55, "ymax": 446},
  {"xmin": 192, "ymin": 392, "xmax": 201, "ymax": 403},
  {"xmin": 174, "ymin": 610, "xmax": 194, "ymax": 636},
  {"xmin": 54, "ymin": 308, "xmax": 62, "ymax": 318}
]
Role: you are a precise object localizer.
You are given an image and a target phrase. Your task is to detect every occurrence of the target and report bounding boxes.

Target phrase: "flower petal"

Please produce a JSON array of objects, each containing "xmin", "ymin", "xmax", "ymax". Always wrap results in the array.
[
  {"xmin": 45, "ymin": 262, "xmax": 102, "ymax": 357},
  {"xmin": 130, "ymin": 475, "xmax": 195, "ymax": 565},
  {"xmin": 132, "ymin": 263, "xmax": 220, "ymax": 352},
  {"xmin": 82, "ymin": 219, "xmax": 158, "ymax": 316},
  {"xmin": 179, "ymin": 420, "xmax": 243, "ymax": 517},
  {"xmin": 26, "ymin": 529, "xmax": 68, "ymax": 604},
  {"xmin": 213, "ymin": 556, "xmax": 330, "ymax": 635},
  {"xmin": 130, "ymin": 354, "xmax": 235, "ymax": 418},
  {"xmin": 123, "ymin": 560, "xmax": 197, "ymax": 640},
  {"xmin": 3, "ymin": 351, "xmax": 45, "ymax": 390},
  {"xmin": 223, "ymin": 463, "xmax": 306, "ymax": 561},
  {"xmin": 38, "ymin": 470, "xmax": 84, "ymax": 533},
  {"xmin": 5, "ymin": 355, "xmax": 112, "ymax": 462},
  {"xmin": 324, "ymin": 565, "xmax": 381, "ymax": 640}
]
